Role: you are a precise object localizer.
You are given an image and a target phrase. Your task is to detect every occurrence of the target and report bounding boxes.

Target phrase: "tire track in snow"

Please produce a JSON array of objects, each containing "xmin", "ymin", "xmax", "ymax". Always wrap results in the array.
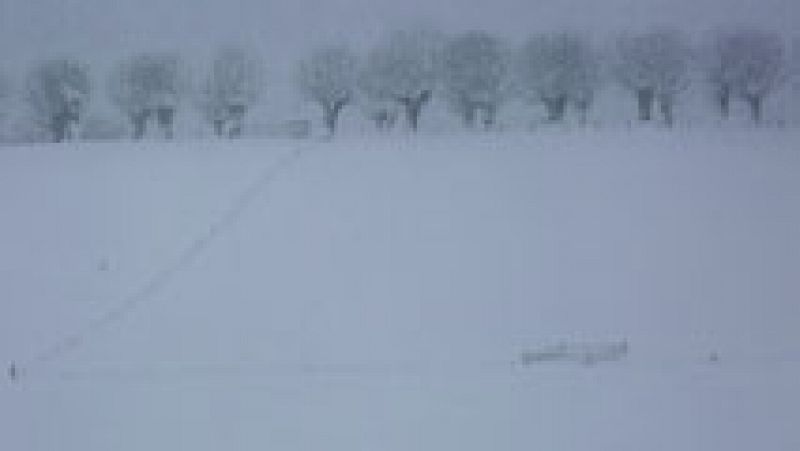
[{"xmin": 10, "ymin": 142, "xmax": 312, "ymax": 381}]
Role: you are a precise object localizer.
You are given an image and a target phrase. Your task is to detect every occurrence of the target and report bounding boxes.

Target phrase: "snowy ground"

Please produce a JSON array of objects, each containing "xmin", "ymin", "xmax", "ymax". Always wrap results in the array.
[{"xmin": 1, "ymin": 129, "xmax": 799, "ymax": 451}]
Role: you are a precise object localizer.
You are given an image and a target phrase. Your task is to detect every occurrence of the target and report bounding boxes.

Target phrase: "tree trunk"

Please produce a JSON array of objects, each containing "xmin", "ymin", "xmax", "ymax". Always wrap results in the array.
[
  {"xmin": 371, "ymin": 113, "xmax": 386, "ymax": 131},
  {"xmin": 51, "ymin": 117, "xmax": 67, "ymax": 143},
  {"xmin": 400, "ymin": 90, "xmax": 431, "ymax": 132},
  {"xmin": 659, "ymin": 97, "xmax": 674, "ymax": 128},
  {"xmin": 228, "ymin": 123, "xmax": 242, "ymax": 138},
  {"xmin": 483, "ymin": 103, "xmax": 497, "ymax": 129},
  {"xmin": 542, "ymin": 96, "xmax": 566, "ymax": 122},
  {"xmin": 463, "ymin": 104, "xmax": 476, "ymax": 128},
  {"xmin": 718, "ymin": 85, "xmax": 730, "ymax": 120},
  {"xmin": 228, "ymin": 105, "xmax": 246, "ymax": 139},
  {"xmin": 132, "ymin": 111, "xmax": 148, "ymax": 140},
  {"xmin": 405, "ymin": 100, "xmax": 421, "ymax": 131},
  {"xmin": 386, "ymin": 109, "xmax": 398, "ymax": 130},
  {"xmin": 323, "ymin": 106, "xmax": 335, "ymax": 135},
  {"xmin": 323, "ymin": 98, "xmax": 347, "ymax": 136},
  {"xmin": 636, "ymin": 87, "xmax": 655, "ymax": 121},
  {"xmin": 156, "ymin": 107, "xmax": 175, "ymax": 140},
  {"xmin": 51, "ymin": 123, "xmax": 66, "ymax": 143},
  {"xmin": 746, "ymin": 95, "xmax": 762, "ymax": 124},
  {"xmin": 212, "ymin": 119, "xmax": 224, "ymax": 137},
  {"xmin": 575, "ymin": 100, "xmax": 590, "ymax": 126}
]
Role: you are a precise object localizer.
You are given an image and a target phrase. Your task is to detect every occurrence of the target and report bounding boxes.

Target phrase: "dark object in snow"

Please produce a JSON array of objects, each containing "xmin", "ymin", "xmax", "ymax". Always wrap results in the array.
[
  {"xmin": 520, "ymin": 339, "xmax": 629, "ymax": 366},
  {"xmin": 8, "ymin": 362, "xmax": 17, "ymax": 381},
  {"xmin": 708, "ymin": 351, "xmax": 720, "ymax": 363}
]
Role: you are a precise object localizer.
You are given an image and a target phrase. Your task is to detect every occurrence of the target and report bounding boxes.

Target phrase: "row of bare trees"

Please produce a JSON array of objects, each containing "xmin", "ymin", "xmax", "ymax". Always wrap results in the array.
[
  {"xmin": 297, "ymin": 26, "xmax": 791, "ymax": 135},
  {"xmin": 0, "ymin": 48, "xmax": 263, "ymax": 143},
  {"xmin": 107, "ymin": 48, "xmax": 264, "ymax": 141},
  {"xmin": 0, "ymin": 26, "xmax": 793, "ymax": 142}
]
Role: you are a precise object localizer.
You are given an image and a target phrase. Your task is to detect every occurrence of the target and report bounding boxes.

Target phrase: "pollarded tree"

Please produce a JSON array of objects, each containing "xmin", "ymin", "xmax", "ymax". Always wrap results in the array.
[
  {"xmin": 442, "ymin": 30, "xmax": 510, "ymax": 129},
  {"xmin": 706, "ymin": 28, "xmax": 786, "ymax": 122},
  {"xmin": 108, "ymin": 53, "xmax": 183, "ymax": 139},
  {"xmin": 517, "ymin": 33, "xmax": 601, "ymax": 123},
  {"xmin": 704, "ymin": 29, "xmax": 741, "ymax": 120},
  {"xmin": 360, "ymin": 28, "xmax": 442, "ymax": 131},
  {"xmin": 616, "ymin": 29, "xmax": 692, "ymax": 126},
  {"xmin": 196, "ymin": 47, "xmax": 264, "ymax": 138},
  {"xmin": 297, "ymin": 46, "xmax": 358, "ymax": 136},
  {"xmin": 25, "ymin": 58, "xmax": 91, "ymax": 142},
  {"xmin": 708, "ymin": 28, "xmax": 785, "ymax": 124},
  {"xmin": 108, "ymin": 61, "xmax": 148, "ymax": 139}
]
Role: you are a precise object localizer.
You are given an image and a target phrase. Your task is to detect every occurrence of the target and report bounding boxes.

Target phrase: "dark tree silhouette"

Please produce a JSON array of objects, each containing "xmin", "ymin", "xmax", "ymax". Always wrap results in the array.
[
  {"xmin": 706, "ymin": 28, "xmax": 786, "ymax": 124},
  {"xmin": 25, "ymin": 59, "xmax": 90, "ymax": 142},
  {"xmin": 297, "ymin": 46, "xmax": 358, "ymax": 136},
  {"xmin": 196, "ymin": 47, "xmax": 263, "ymax": 138},
  {"xmin": 109, "ymin": 53, "xmax": 183, "ymax": 139},
  {"xmin": 517, "ymin": 33, "xmax": 601, "ymax": 124},
  {"xmin": 360, "ymin": 28, "xmax": 442, "ymax": 131},
  {"xmin": 616, "ymin": 29, "xmax": 692, "ymax": 127},
  {"xmin": 442, "ymin": 31, "xmax": 510, "ymax": 129}
]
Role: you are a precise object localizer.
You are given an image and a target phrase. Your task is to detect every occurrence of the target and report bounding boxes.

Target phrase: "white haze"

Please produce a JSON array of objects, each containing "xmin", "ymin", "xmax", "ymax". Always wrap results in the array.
[{"xmin": 1, "ymin": 0, "xmax": 797, "ymax": 72}]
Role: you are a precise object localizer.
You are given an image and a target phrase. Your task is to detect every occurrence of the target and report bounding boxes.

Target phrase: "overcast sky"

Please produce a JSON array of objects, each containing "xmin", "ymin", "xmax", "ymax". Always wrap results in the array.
[
  {"xmin": 0, "ymin": 0, "xmax": 796, "ymax": 88},
  {"xmin": 1, "ymin": 0, "xmax": 796, "ymax": 62}
]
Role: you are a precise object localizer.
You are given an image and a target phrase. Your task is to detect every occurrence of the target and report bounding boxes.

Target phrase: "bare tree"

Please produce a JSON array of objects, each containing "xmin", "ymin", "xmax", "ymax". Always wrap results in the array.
[
  {"xmin": 108, "ymin": 53, "xmax": 183, "ymax": 139},
  {"xmin": 196, "ymin": 47, "xmax": 264, "ymax": 138},
  {"xmin": 297, "ymin": 46, "xmax": 358, "ymax": 136},
  {"xmin": 517, "ymin": 33, "xmax": 601, "ymax": 124},
  {"xmin": 615, "ymin": 29, "xmax": 692, "ymax": 126},
  {"xmin": 360, "ymin": 28, "xmax": 442, "ymax": 131},
  {"xmin": 704, "ymin": 30, "xmax": 739, "ymax": 120},
  {"xmin": 442, "ymin": 31, "xmax": 510, "ymax": 129},
  {"xmin": 25, "ymin": 58, "xmax": 91, "ymax": 143},
  {"xmin": 706, "ymin": 28, "xmax": 785, "ymax": 124}
]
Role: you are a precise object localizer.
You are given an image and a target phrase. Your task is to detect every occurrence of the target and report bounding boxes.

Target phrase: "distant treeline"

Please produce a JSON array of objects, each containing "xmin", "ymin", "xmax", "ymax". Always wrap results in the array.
[{"xmin": 0, "ymin": 25, "xmax": 796, "ymax": 143}]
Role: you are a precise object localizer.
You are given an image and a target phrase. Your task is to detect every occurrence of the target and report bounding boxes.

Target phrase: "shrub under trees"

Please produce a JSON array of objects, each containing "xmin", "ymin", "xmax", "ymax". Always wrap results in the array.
[{"xmin": 359, "ymin": 99, "xmax": 399, "ymax": 131}]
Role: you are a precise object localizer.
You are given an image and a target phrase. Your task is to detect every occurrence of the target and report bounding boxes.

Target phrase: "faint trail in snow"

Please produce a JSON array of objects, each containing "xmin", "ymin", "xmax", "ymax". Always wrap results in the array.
[
  {"xmin": 14, "ymin": 143, "xmax": 311, "ymax": 380},
  {"xmin": 18, "ymin": 359, "xmax": 523, "ymax": 386}
]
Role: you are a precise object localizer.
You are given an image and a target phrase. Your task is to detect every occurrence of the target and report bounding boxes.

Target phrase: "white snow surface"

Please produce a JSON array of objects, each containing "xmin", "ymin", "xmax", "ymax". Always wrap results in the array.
[{"xmin": 1, "ymin": 130, "xmax": 799, "ymax": 450}]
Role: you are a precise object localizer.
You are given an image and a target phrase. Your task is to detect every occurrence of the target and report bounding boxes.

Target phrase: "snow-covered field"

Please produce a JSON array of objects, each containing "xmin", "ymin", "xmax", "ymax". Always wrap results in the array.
[{"xmin": 2, "ymin": 129, "xmax": 799, "ymax": 451}]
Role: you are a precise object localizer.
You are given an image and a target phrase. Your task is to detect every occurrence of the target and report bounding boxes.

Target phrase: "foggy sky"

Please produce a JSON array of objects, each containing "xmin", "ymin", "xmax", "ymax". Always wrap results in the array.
[{"xmin": 1, "ymin": 0, "xmax": 796, "ymax": 73}]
